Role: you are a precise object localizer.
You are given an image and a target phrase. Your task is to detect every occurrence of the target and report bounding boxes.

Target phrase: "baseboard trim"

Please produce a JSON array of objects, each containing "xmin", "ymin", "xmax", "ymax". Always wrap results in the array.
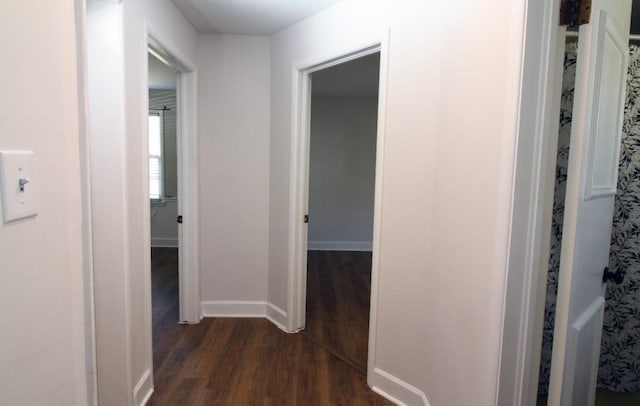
[
  {"xmin": 201, "ymin": 301, "xmax": 267, "ymax": 317},
  {"xmin": 266, "ymin": 303, "xmax": 289, "ymax": 332},
  {"xmin": 133, "ymin": 368, "xmax": 153, "ymax": 406},
  {"xmin": 370, "ymin": 368, "xmax": 430, "ymax": 406},
  {"xmin": 200, "ymin": 301, "xmax": 291, "ymax": 333},
  {"xmin": 151, "ymin": 237, "xmax": 178, "ymax": 248},
  {"xmin": 307, "ymin": 240, "xmax": 372, "ymax": 251}
]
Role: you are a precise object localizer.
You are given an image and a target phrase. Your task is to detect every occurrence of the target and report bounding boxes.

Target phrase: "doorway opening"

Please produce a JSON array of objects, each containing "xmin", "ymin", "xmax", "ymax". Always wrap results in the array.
[
  {"xmin": 147, "ymin": 49, "xmax": 181, "ymax": 376},
  {"xmin": 143, "ymin": 31, "xmax": 200, "ymax": 400},
  {"xmin": 301, "ymin": 52, "xmax": 381, "ymax": 374},
  {"xmin": 537, "ymin": 3, "xmax": 640, "ymax": 404}
]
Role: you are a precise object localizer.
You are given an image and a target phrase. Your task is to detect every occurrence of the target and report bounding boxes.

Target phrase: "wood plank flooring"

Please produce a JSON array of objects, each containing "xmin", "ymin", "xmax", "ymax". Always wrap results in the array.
[
  {"xmin": 147, "ymin": 248, "xmax": 391, "ymax": 405},
  {"xmin": 303, "ymin": 251, "xmax": 372, "ymax": 374}
]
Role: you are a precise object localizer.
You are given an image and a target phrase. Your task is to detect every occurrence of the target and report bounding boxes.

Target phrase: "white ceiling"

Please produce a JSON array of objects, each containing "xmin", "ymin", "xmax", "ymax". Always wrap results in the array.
[
  {"xmin": 171, "ymin": 0, "xmax": 344, "ymax": 35},
  {"xmin": 312, "ymin": 53, "xmax": 380, "ymax": 97},
  {"xmin": 148, "ymin": 52, "xmax": 177, "ymax": 90}
]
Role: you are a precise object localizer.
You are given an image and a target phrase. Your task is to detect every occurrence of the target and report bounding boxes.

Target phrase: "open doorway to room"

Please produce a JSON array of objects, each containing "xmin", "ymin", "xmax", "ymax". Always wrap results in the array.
[
  {"xmin": 301, "ymin": 52, "xmax": 381, "ymax": 374},
  {"xmin": 147, "ymin": 50, "xmax": 181, "ymax": 374}
]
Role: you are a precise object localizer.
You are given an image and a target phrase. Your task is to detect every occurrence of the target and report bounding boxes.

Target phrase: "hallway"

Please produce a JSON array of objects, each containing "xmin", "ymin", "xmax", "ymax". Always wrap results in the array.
[{"xmin": 147, "ymin": 248, "xmax": 391, "ymax": 405}]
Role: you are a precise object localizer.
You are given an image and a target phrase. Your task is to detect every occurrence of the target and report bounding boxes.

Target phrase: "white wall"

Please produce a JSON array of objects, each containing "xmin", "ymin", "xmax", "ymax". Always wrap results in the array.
[
  {"xmin": 269, "ymin": 1, "xmax": 525, "ymax": 404},
  {"xmin": 88, "ymin": 0, "xmax": 198, "ymax": 404},
  {"xmin": 150, "ymin": 200, "xmax": 178, "ymax": 247},
  {"xmin": 308, "ymin": 96, "xmax": 378, "ymax": 251},
  {"xmin": 0, "ymin": 0, "xmax": 89, "ymax": 404},
  {"xmin": 197, "ymin": 35, "xmax": 271, "ymax": 312}
]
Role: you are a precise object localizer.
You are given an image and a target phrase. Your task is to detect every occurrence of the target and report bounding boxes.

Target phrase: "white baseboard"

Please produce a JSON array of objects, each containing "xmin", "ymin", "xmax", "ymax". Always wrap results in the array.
[
  {"xmin": 266, "ymin": 303, "xmax": 289, "ymax": 332},
  {"xmin": 307, "ymin": 240, "xmax": 372, "ymax": 251},
  {"xmin": 134, "ymin": 369, "xmax": 153, "ymax": 406},
  {"xmin": 201, "ymin": 301, "xmax": 291, "ymax": 332},
  {"xmin": 370, "ymin": 368, "xmax": 429, "ymax": 406},
  {"xmin": 201, "ymin": 300, "xmax": 270, "ymax": 317},
  {"xmin": 151, "ymin": 237, "xmax": 178, "ymax": 248}
]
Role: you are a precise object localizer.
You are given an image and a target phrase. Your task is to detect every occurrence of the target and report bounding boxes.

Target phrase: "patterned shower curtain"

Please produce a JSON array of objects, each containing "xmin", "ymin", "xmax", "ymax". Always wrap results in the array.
[
  {"xmin": 599, "ymin": 44, "xmax": 640, "ymax": 392},
  {"xmin": 538, "ymin": 43, "xmax": 640, "ymax": 395}
]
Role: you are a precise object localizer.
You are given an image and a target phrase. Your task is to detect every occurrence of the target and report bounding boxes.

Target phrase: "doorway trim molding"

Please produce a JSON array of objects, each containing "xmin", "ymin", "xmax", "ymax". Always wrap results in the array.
[
  {"xmin": 144, "ymin": 22, "xmax": 200, "ymax": 325},
  {"xmin": 498, "ymin": 0, "xmax": 565, "ymax": 404},
  {"xmin": 287, "ymin": 27, "xmax": 390, "ymax": 384}
]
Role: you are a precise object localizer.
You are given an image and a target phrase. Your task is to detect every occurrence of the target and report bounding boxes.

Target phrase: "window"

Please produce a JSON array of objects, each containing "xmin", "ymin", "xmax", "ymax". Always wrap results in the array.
[{"xmin": 148, "ymin": 111, "xmax": 163, "ymax": 200}]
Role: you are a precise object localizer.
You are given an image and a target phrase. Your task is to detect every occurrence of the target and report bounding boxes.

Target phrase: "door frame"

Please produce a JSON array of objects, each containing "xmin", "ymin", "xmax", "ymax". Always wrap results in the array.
[
  {"xmin": 143, "ymin": 24, "xmax": 200, "ymax": 325},
  {"xmin": 287, "ymin": 31, "xmax": 390, "ymax": 381},
  {"xmin": 499, "ymin": 0, "xmax": 567, "ymax": 404}
]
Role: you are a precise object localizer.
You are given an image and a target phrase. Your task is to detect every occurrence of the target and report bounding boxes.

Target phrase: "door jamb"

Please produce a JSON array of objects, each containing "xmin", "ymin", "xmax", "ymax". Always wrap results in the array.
[
  {"xmin": 288, "ymin": 30, "xmax": 390, "ymax": 384},
  {"xmin": 498, "ymin": 0, "xmax": 565, "ymax": 404},
  {"xmin": 74, "ymin": 0, "xmax": 98, "ymax": 403}
]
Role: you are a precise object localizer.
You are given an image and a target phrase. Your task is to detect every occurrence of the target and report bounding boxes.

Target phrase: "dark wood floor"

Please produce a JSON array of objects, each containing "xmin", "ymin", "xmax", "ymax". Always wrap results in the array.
[
  {"xmin": 147, "ymin": 248, "xmax": 391, "ymax": 405},
  {"xmin": 303, "ymin": 250, "xmax": 372, "ymax": 374}
]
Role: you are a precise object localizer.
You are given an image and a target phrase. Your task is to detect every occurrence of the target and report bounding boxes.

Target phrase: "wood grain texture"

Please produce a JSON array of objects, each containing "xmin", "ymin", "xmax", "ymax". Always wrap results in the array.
[
  {"xmin": 303, "ymin": 250, "xmax": 372, "ymax": 374},
  {"xmin": 148, "ymin": 248, "xmax": 391, "ymax": 405}
]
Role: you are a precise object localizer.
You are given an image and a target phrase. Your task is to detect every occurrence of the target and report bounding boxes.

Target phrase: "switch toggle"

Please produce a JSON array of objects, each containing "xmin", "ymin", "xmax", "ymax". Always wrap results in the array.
[
  {"xmin": 19, "ymin": 178, "xmax": 29, "ymax": 192},
  {"xmin": 0, "ymin": 151, "xmax": 37, "ymax": 223}
]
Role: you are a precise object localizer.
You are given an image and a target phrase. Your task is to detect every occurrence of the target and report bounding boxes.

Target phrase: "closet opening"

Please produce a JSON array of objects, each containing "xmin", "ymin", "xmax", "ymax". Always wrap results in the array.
[{"xmin": 301, "ymin": 52, "xmax": 381, "ymax": 374}]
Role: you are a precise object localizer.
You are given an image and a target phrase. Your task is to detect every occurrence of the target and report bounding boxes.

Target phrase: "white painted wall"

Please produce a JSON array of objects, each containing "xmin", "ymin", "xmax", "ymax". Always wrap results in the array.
[
  {"xmin": 88, "ymin": 0, "xmax": 198, "ymax": 404},
  {"xmin": 308, "ymin": 96, "xmax": 377, "ymax": 251},
  {"xmin": 0, "ymin": 0, "xmax": 89, "ymax": 405},
  {"xmin": 197, "ymin": 35, "xmax": 271, "ymax": 311},
  {"xmin": 151, "ymin": 200, "xmax": 178, "ymax": 247},
  {"xmin": 269, "ymin": 1, "xmax": 525, "ymax": 404}
]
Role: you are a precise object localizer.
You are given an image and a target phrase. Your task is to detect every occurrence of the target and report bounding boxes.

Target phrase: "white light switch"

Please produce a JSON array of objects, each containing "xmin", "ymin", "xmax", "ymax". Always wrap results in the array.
[{"xmin": 0, "ymin": 151, "xmax": 37, "ymax": 223}]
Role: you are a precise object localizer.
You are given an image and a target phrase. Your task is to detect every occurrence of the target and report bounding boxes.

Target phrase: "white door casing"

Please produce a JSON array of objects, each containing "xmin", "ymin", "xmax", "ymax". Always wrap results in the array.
[
  {"xmin": 146, "ymin": 29, "xmax": 200, "ymax": 324},
  {"xmin": 548, "ymin": 1, "xmax": 631, "ymax": 405}
]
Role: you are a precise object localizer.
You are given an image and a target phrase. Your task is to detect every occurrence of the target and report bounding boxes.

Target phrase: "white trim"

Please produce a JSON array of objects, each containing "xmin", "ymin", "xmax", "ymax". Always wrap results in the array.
[
  {"xmin": 151, "ymin": 237, "xmax": 179, "ymax": 248},
  {"xmin": 307, "ymin": 240, "xmax": 372, "ymax": 251},
  {"xmin": 266, "ymin": 303, "xmax": 288, "ymax": 332},
  {"xmin": 201, "ymin": 301, "xmax": 268, "ymax": 317},
  {"xmin": 144, "ymin": 22, "xmax": 200, "ymax": 325},
  {"xmin": 74, "ymin": 0, "xmax": 98, "ymax": 403},
  {"xmin": 175, "ymin": 68, "xmax": 200, "ymax": 324},
  {"xmin": 370, "ymin": 368, "xmax": 430, "ymax": 406},
  {"xmin": 133, "ymin": 369, "xmax": 153, "ymax": 406},
  {"xmin": 498, "ymin": 0, "xmax": 565, "ymax": 404},
  {"xmin": 201, "ymin": 302, "xmax": 288, "ymax": 332},
  {"xmin": 86, "ymin": 1, "xmax": 134, "ymax": 402}
]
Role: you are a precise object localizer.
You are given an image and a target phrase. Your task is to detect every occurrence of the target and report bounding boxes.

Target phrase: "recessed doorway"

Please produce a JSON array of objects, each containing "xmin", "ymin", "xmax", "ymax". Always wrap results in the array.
[{"xmin": 301, "ymin": 52, "xmax": 381, "ymax": 374}]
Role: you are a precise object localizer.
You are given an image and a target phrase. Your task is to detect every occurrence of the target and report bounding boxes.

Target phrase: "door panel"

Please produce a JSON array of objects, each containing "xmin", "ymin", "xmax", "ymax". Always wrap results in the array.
[{"xmin": 548, "ymin": 0, "xmax": 632, "ymax": 405}]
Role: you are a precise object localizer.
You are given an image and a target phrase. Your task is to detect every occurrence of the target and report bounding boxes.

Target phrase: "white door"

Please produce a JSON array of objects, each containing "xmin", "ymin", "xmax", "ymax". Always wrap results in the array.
[{"xmin": 548, "ymin": 1, "xmax": 632, "ymax": 405}]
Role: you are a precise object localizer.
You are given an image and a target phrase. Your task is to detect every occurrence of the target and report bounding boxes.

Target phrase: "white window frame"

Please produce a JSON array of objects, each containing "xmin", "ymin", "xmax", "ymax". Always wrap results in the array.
[{"xmin": 148, "ymin": 109, "xmax": 164, "ymax": 202}]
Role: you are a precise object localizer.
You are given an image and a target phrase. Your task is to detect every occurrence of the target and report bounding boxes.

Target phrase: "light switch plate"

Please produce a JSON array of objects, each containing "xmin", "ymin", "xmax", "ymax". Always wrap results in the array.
[{"xmin": 0, "ymin": 151, "xmax": 37, "ymax": 223}]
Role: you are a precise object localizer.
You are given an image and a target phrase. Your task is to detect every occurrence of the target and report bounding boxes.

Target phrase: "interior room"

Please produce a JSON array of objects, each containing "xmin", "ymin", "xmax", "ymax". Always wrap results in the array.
[
  {"xmin": 146, "ymin": 51, "xmax": 182, "ymax": 382},
  {"xmin": 303, "ymin": 52, "xmax": 381, "ymax": 374}
]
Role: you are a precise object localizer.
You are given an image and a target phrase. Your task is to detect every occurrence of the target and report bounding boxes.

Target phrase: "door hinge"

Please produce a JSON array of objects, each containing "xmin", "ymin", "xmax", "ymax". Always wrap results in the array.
[
  {"xmin": 304, "ymin": 214, "xmax": 309, "ymax": 224},
  {"xmin": 177, "ymin": 215, "xmax": 183, "ymax": 224},
  {"xmin": 560, "ymin": 0, "xmax": 591, "ymax": 28}
]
